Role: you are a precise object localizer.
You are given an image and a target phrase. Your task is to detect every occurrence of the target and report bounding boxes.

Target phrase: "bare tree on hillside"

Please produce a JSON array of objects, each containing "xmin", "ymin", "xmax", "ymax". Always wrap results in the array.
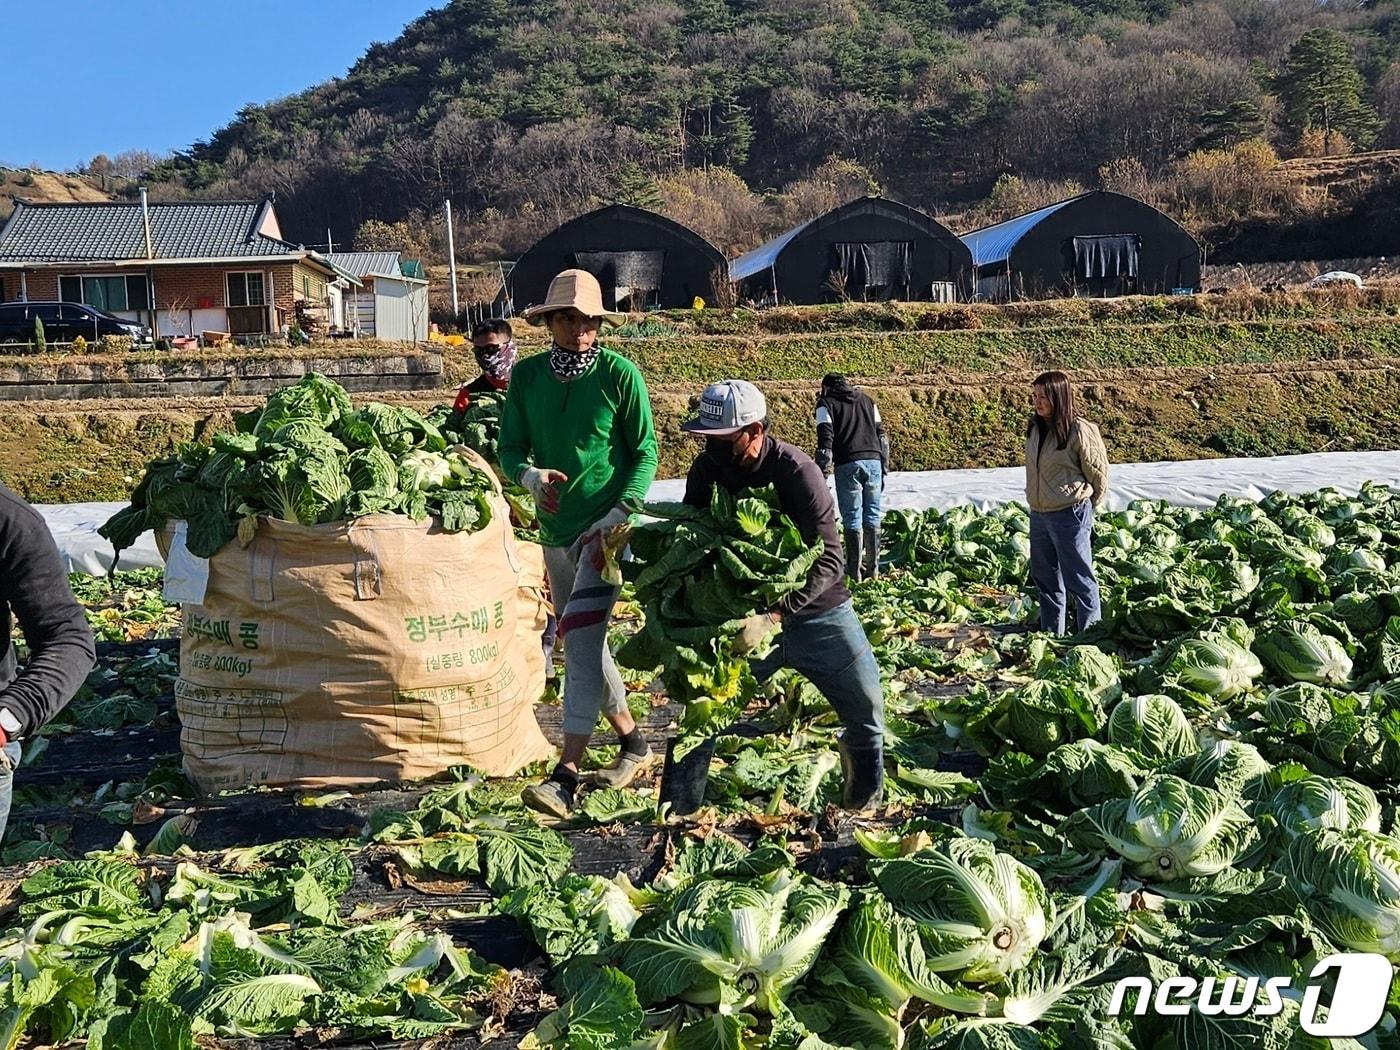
[{"xmin": 110, "ymin": 150, "xmax": 164, "ymax": 180}]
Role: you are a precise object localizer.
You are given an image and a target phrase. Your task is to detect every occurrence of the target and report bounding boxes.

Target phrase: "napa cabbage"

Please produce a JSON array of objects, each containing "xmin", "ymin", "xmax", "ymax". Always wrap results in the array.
[
  {"xmin": 1064, "ymin": 775, "xmax": 1256, "ymax": 881},
  {"xmin": 1255, "ymin": 621, "xmax": 1353, "ymax": 687},
  {"xmin": 614, "ymin": 867, "xmax": 848, "ymax": 1014},
  {"xmin": 1105, "ymin": 695, "xmax": 1197, "ymax": 766},
  {"xmin": 1158, "ymin": 622, "xmax": 1265, "ymax": 702},
  {"xmin": 869, "ymin": 837, "xmax": 1049, "ymax": 984},
  {"xmin": 1260, "ymin": 775, "xmax": 1382, "ymax": 840},
  {"xmin": 1279, "ymin": 828, "xmax": 1400, "ymax": 960},
  {"xmin": 100, "ymin": 374, "xmax": 498, "ymax": 562},
  {"xmin": 1167, "ymin": 740, "xmax": 1274, "ymax": 801}
]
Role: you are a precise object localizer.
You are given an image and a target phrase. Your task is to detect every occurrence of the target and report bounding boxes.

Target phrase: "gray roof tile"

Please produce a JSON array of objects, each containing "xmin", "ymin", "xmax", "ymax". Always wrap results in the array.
[{"xmin": 0, "ymin": 199, "xmax": 305, "ymax": 262}]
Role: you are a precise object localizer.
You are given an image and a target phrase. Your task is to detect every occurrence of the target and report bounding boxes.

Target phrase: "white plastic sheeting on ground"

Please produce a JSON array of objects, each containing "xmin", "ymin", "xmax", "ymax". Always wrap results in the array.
[
  {"xmin": 648, "ymin": 449, "xmax": 1400, "ymax": 514},
  {"xmin": 37, "ymin": 449, "xmax": 1400, "ymax": 575},
  {"xmin": 39, "ymin": 502, "xmax": 163, "ymax": 575}
]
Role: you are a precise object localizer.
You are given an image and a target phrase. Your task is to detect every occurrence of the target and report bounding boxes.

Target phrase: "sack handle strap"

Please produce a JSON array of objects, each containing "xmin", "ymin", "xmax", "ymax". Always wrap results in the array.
[
  {"xmin": 249, "ymin": 535, "xmax": 276, "ymax": 604},
  {"xmin": 347, "ymin": 527, "xmax": 383, "ymax": 600}
]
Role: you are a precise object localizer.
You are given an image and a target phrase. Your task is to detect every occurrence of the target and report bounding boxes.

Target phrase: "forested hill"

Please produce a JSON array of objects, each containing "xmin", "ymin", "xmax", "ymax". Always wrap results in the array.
[{"xmin": 141, "ymin": 0, "xmax": 1400, "ymax": 262}]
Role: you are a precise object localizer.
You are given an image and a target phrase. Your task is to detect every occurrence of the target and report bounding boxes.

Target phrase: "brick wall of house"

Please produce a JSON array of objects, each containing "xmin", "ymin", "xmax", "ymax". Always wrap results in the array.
[
  {"xmin": 153, "ymin": 264, "xmax": 300, "ymax": 311},
  {"xmin": 3, "ymin": 272, "xmax": 59, "ymax": 301},
  {"xmin": 0, "ymin": 263, "xmax": 311, "ymax": 309},
  {"xmin": 272, "ymin": 264, "xmax": 297, "ymax": 315},
  {"xmin": 151, "ymin": 268, "xmax": 226, "ymax": 311}
]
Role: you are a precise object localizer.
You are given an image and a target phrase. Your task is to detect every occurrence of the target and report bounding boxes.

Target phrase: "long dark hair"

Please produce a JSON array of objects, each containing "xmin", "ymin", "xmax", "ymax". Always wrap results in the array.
[{"xmin": 1030, "ymin": 370, "xmax": 1077, "ymax": 449}]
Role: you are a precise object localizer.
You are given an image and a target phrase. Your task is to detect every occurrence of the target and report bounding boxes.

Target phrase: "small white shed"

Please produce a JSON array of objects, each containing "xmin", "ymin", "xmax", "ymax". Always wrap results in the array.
[{"xmin": 326, "ymin": 251, "xmax": 429, "ymax": 341}]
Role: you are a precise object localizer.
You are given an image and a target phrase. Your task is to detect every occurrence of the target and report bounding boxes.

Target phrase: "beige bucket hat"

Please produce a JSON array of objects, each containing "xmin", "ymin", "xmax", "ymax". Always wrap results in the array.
[{"xmin": 523, "ymin": 269, "xmax": 626, "ymax": 326}]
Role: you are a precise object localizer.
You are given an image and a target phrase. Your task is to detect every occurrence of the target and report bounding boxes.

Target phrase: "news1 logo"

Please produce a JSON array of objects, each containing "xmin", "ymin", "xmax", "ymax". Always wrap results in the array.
[{"xmin": 1107, "ymin": 953, "xmax": 1393, "ymax": 1037}]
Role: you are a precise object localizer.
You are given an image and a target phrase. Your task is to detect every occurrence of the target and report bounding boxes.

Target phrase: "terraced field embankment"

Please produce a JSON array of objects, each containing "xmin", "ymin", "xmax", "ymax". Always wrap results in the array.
[{"xmin": 7, "ymin": 292, "xmax": 1400, "ymax": 504}]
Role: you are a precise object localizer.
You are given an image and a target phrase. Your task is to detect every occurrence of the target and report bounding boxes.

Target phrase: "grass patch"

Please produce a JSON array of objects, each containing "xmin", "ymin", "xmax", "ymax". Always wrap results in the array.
[
  {"xmin": 442, "ymin": 318, "xmax": 1400, "ymax": 388},
  {"xmin": 20, "ymin": 307, "xmax": 1400, "ymax": 505},
  {"xmin": 657, "ymin": 287, "xmax": 1400, "ymax": 336},
  {"xmin": 13, "ymin": 362, "xmax": 1398, "ymax": 505}
]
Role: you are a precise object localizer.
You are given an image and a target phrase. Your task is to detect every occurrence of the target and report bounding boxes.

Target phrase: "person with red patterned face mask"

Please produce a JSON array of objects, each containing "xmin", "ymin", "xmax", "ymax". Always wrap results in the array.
[{"xmin": 451, "ymin": 319, "xmax": 518, "ymax": 412}]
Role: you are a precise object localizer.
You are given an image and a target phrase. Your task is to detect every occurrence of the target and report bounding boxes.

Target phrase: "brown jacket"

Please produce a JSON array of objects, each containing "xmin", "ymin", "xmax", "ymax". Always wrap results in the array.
[{"xmin": 1025, "ymin": 417, "xmax": 1109, "ymax": 512}]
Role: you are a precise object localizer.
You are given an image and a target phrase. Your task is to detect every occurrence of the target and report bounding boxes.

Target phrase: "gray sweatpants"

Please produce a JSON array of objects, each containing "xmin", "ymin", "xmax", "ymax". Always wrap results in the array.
[{"xmin": 544, "ymin": 538, "xmax": 628, "ymax": 736}]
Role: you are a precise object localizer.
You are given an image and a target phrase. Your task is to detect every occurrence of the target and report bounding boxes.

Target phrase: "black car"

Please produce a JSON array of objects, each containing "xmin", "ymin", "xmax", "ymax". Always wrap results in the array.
[{"xmin": 0, "ymin": 301, "xmax": 151, "ymax": 345}]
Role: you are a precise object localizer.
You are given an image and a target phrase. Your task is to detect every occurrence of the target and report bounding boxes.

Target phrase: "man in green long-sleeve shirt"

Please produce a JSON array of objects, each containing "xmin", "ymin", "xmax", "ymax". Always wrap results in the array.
[{"xmin": 499, "ymin": 269, "xmax": 659, "ymax": 818}]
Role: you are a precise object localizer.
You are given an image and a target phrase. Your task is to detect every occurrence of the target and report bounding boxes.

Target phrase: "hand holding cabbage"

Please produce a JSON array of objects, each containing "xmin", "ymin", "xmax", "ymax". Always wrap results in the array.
[{"xmin": 616, "ymin": 486, "xmax": 821, "ymax": 750}]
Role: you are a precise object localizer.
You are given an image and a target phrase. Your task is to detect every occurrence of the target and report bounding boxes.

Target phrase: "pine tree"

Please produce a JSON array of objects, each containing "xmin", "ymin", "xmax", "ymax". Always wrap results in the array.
[
  {"xmin": 613, "ymin": 162, "xmax": 662, "ymax": 209},
  {"xmin": 1192, "ymin": 98, "xmax": 1267, "ymax": 152},
  {"xmin": 682, "ymin": 0, "xmax": 733, "ymax": 34},
  {"xmin": 1274, "ymin": 29, "xmax": 1381, "ymax": 149}
]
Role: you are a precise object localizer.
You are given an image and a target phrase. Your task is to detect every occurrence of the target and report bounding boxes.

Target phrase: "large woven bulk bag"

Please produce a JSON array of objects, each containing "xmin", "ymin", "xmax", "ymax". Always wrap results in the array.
[{"xmin": 159, "ymin": 451, "xmax": 551, "ymax": 791}]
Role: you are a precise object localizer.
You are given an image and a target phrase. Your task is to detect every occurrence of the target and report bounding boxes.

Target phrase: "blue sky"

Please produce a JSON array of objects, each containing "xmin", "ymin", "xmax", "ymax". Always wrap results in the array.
[{"xmin": 3, "ymin": 0, "xmax": 435, "ymax": 170}]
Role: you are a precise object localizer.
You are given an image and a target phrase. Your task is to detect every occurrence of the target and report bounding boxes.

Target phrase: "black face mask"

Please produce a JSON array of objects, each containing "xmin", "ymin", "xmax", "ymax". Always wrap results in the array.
[{"xmin": 708, "ymin": 435, "xmax": 757, "ymax": 467}]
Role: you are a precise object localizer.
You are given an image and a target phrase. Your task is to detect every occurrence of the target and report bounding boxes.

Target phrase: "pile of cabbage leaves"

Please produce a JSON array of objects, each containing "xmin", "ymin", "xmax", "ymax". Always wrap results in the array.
[
  {"xmin": 99, "ymin": 374, "xmax": 498, "ymax": 562},
  {"xmin": 616, "ymin": 485, "xmax": 821, "ymax": 749}
]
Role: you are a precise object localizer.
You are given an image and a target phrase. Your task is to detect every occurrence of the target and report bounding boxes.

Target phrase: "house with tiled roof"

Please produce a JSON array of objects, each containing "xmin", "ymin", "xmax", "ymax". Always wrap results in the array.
[
  {"xmin": 0, "ymin": 197, "xmax": 361, "ymax": 340},
  {"xmin": 325, "ymin": 251, "xmax": 429, "ymax": 341}
]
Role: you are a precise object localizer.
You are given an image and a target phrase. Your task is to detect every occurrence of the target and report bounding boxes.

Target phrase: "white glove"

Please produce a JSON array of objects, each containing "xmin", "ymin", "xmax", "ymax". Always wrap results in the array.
[
  {"xmin": 584, "ymin": 504, "xmax": 636, "ymax": 580},
  {"xmin": 582, "ymin": 503, "xmax": 635, "ymax": 553},
  {"xmin": 733, "ymin": 611, "xmax": 782, "ymax": 655},
  {"xmin": 519, "ymin": 466, "xmax": 568, "ymax": 514},
  {"xmin": 584, "ymin": 504, "xmax": 633, "ymax": 538}
]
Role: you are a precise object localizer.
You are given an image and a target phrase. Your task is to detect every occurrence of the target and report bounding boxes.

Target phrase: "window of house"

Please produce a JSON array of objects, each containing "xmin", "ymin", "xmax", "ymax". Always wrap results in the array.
[
  {"xmin": 59, "ymin": 274, "xmax": 149, "ymax": 313},
  {"xmin": 227, "ymin": 272, "xmax": 267, "ymax": 307},
  {"xmin": 302, "ymin": 275, "xmax": 312, "ymax": 298}
]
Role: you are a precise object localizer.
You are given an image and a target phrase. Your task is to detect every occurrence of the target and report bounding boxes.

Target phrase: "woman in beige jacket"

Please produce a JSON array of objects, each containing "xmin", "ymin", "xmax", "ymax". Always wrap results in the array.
[{"xmin": 1025, "ymin": 371, "xmax": 1109, "ymax": 634}]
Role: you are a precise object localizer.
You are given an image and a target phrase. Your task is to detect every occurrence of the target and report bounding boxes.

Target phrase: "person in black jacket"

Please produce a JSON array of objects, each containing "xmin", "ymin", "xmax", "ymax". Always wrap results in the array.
[
  {"xmin": 0, "ymin": 486, "xmax": 96, "ymax": 840},
  {"xmin": 815, "ymin": 373, "xmax": 890, "ymax": 581},
  {"xmin": 451, "ymin": 319, "xmax": 517, "ymax": 412},
  {"xmin": 681, "ymin": 379, "xmax": 883, "ymax": 810}
]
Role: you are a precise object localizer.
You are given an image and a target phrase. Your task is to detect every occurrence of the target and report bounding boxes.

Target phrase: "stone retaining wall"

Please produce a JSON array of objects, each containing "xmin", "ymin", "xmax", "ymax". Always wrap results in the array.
[{"xmin": 0, "ymin": 351, "xmax": 444, "ymax": 400}]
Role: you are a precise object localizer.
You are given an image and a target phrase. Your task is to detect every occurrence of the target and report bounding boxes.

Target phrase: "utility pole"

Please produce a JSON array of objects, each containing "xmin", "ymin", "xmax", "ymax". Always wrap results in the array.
[
  {"xmin": 140, "ymin": 186, "xmax": 157, "ymax": 340},
  {"xmin": 326, "ymin": 228, "xmax": 334, "ymax": 255},
  {"xmin": 444, "ymin": 200, "xmax": 460, "ymax": 319}
]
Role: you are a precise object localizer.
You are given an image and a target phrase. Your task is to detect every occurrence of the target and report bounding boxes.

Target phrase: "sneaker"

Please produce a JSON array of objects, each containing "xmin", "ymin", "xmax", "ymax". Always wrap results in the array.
[
  {"xmin": 584, "ymin": 746, "xmax": 657, "ymax": 789},
  {"xmin": 521, "ymin": 777, "xmax": 575, "ymax": 818}
]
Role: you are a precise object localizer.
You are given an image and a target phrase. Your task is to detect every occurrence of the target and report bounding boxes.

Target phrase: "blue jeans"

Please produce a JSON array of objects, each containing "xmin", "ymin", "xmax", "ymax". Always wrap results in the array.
[
  {"xmin": 834, "ymin": 460, "xmax": 883, "ymax": 530},
  {"xmin": 751, "ymin": 600, "xmax": 884, "ymax": 755},
  {"xmin": 1030, "ymin": 501, "xmax": 1101, "ymax": 635},
  {"xmin": 0, "ymin": 742, "xmax": 21, "ymax": 845}
]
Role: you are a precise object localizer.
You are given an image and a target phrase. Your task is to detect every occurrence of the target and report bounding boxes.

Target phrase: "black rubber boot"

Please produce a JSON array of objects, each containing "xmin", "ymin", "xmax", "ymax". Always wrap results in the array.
[
  {"xmin": 658, "ymin": 737, "xmax": 718, "ymax": 816},
  {"xmin": 843, "ymin": 529, "xmax": 864, "ymax": 583},
  {"xmin": 839, "ymin": 741, "xmax": 884, "ymax": 812},
  {"xmin": 862, "ymin": 526, "xmax": 880, "ymax": 580}
]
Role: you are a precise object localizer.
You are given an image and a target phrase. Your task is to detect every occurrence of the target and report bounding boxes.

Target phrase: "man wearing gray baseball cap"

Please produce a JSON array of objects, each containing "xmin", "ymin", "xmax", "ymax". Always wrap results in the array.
[{"xmin": 679, "ymin": 378, "xmax": 884, "ymax": 810}]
